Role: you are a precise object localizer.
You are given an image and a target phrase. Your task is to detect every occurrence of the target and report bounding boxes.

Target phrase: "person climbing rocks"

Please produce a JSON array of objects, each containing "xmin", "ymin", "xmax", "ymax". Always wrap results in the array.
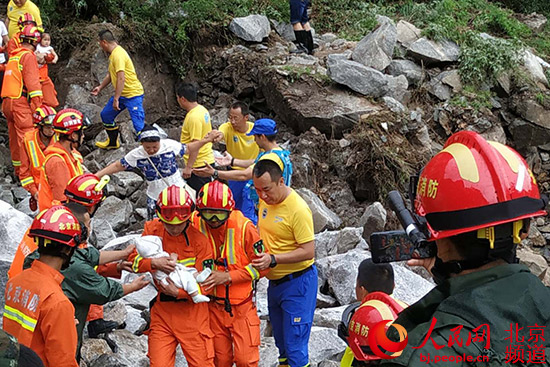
[
  {"xmin": 92, "ymin": 29, "xmax": 145, "ymax": 149},
  {"xmin": 289, "ymin": 0, "xmax": 314, "ymax": 55},
  {"xmin": 18, "ymin": 105, "xmax": 56, "ymax": 211},
  {"xmin": 192, "ymin": 181, "xmax": 270, "ymax": 367},
  {"xmin": 1, "ymin": 24, "xmax": 42, "ymax": 176}
]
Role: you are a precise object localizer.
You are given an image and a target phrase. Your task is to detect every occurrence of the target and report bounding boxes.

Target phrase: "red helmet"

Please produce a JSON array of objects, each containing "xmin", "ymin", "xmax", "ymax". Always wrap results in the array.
[
  {"xmin": 33, "ymin": 105, "xmax": 57, "ymax": 126},
  {"xmin": 19, "ymin": 24, "xmax": 41, "ymax": 44},
  {"xmin": 415, "ymin": 131, "xmax": 546, "ymax": 241},
  {"xmin": 197, "ymin": 181, "xmax": 235, "ymax": 211},
  {"xmin": 65, "ymin": 174, "xmax": 109, "ymax": 207},
  {"xmin": 28, "ymin": 205, "xmax": 83, "ymax": 248},
  {"xmin": 53, "ymin": 108, "xmax": 84, "ymax": 135},
  {"xmin": 17, "ymin": 13, "xmax": 36, "ymax": 29},
  {"xmin": 156, "ymin": 185, "xmax": 195, "ymax": 224},
  {"xmin": 347, "ymin": 293, "xmax": 406, "ymax": 361}
]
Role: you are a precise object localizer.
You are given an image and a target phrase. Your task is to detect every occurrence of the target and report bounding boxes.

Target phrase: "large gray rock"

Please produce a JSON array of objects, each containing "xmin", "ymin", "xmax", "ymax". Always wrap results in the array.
[
  {"xmin": 359, "ymin": 202, "xmax": 387, "ymax": 241},
  {"xmin": 314, "ymin": 305, "xmax": 348, "ymax": 329},
  {"xmin": 522, "ymin": 49, "xmax": 549, "ymax": 87},
  {"xmin": 125, "ymin": 306, "xmax": 148, "ymax": 335},
  {"xmin": 383, "ymin": 96, "xmax": 406, "ymax": 114},
  {"xmin": 513, "ymin": 98, "xmax": 550, "ymax": 130},
  {"xmin": 396, "ymin": 20, "xmax": 422, "ymax": 47},
  {"xmin": 80, "ymin": 338, "xmax": 112, "ymax": 366},
  {"xmin": 508, "ymin": 118, "xmax": 550, "ymax": 149},
  {"xmin": 352, "ymin": 16, "xmax": 397, "ymax": 71},
  {"xmin": 387, "ymin": 59, "xmax": 423, "ymax": 85},
  {"xmin": 0, "ymin": 200, "xmax": 33, "ymax": 261},
  {"xmin": 90, "ymin": 218, "xmax": 117, "ymax": 249},
  {"xmin": 407, "ymin": 37, "xmax": 460, "ymax": 65},
  {"xmin": 94, "ymin": 196, "xmax": 133, "ymax": 232},
  {"xmin": 229, "ymin": 15, "xmax": 271, "ymax": 42},
  {"xmin": 259, "ymin": 337, "xmax": 279, "ymax": 367},
  {"xmin": 119, "ymin": 272, "xmax": 157, "ymax": 309},
  {"xmin": 517, "ymin": 13, "xmax": 547, "ymax": 33},
  {"xmin": 385, "ymin": 74, "xmax": 409, "ymax": 103},
  {"xmin": 517, "ymin": 248, "xmax": 548, "ymax": 277},
  {"xmin": 308, "ymin": 327, "xmax": 347, "ymax": 362},
  {"xmin": 111, "ymin": 172, "xmax": 144, "ymax": 198},
  {"xmin": 104, "ymin": 301, "xmax": 128, "ymax": 326},
  {"xmin": 296, "ymin": 188, "xmax": 342, "ymax": 233},
  {"xmin": 90, "ymin": 354, "xmax": 131, "ymax": 367},
  {"xmin": 0, "ymin": 260, "xmax": 11, "ymax": 308},
  {"xmin": 327, "ymin": 58, "xmax": 388, "ymax": 97},
  {"xmin": 392, "ymin": 263, "xmax": 434, "ymax": 305},
  {"xmin": 107, "ymin": 330, "xmax": 148, "ymax": 367},
  {"xmin": 315, "ymin": 227, "xmax": 364, "ymax": 259},
  {"xmin": 271, "ymin": 19, "xmax": 295, "ymax": 42}
]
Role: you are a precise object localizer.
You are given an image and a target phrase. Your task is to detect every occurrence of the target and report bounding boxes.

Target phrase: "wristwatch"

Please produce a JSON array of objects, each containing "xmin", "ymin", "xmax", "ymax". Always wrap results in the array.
[
  {"xmin": 213, "ymin": 170, "xmax": 219, "ymax": 180},
  {"xmin": 269, "ymin": 254, "xmax": 277, "ymax": 268}
]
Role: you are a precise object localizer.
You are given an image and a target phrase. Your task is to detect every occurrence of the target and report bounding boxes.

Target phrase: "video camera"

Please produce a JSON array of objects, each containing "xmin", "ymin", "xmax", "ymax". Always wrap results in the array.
[{"xmin": 370, "ymin": 181, "xmax": 437, "ymax": 263}]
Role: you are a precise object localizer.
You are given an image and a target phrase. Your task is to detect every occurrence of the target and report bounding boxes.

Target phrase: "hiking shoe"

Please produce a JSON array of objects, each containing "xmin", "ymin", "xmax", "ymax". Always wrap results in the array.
[{"xmin": 87, "ymin": 319, "xmax": 120, "ymax": 338}]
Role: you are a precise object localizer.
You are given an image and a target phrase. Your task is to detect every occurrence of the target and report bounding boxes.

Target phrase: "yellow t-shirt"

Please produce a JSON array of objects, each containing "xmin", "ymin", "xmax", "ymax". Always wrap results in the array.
[
  {"xmin": 258, "ymin": 189, "xmax": 315, "ymax": 280},
  {"xmin": 108, "ymin": 45, "xmax": 144, "ymax": 98},
  {"xmin": 180, "ymin": 104, "xmax": 215, "ymax": 167},
  {"xmin": 7, "ymin": 0, "xmax": 42, "ymax": 38},
  {"xmin": 219, "ymin": 121, "xmax": 259, "ymax": 169}
]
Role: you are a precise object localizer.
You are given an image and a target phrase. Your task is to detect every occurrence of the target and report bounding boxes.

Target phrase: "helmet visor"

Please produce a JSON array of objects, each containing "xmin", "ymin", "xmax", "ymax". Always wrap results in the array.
[
  {"xmin": 158, "ymin": 206, "xmax": 192, "ymax": 223},
  {"xmin": 41, "ymin": 114, "xmax": 55, "ymax": 126},
  {"xmin": 200, "ymin": 210, "xmax": 230, "ymax": 222}
]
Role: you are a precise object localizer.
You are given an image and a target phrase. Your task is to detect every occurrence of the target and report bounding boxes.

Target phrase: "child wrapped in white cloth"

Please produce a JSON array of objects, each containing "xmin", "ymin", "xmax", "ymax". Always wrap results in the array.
[{"xmin": 135, "ymin": 235, "xmax": 211, "ymax": 303}]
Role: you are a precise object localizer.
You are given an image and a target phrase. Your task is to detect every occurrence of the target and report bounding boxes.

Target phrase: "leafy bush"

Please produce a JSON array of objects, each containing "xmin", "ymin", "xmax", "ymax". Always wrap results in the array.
[{"xmin": 493, "ymin": 0, "xmax": 550, "ymax": 15}]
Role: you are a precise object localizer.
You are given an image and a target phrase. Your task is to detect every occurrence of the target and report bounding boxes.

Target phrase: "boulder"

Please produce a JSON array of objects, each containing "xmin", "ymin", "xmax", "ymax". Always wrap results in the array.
[
  {"xmin": 508, "ymin": 118, "xmax": 550, "ymax": 149},
  {"xmin": 317, "ymin": 292, "xmax": 338, "ymax": 308},
  {"xmin": 352, "ymin": 16, "xmax": 397, "ymax": 71},
  {"xmin": 517, "ymin": 13, "xmax": 547, "ymax": 33},
  {"xmin": 0, "ymin": 200, "xmax": 33, "ymax": 262},
  {"xmin": 94, "ymin": 196, "xmax": 133, "ymax": 232},
  {"xmin": 308, "ymin": 327, "xmax": 347, "ymax": 362},
  {"xmin": 527, "ymin": 225, "xmax": 547, "ymax": 247},
  {"xmin": 66, "ymin": 83, "xmax": 92, "ymax": 107},
  {"xmin": 89, "ymin": 353, "xmax": 131, "ymax": 367},
  {"xmin": 517, "ymin": 248, "xmax": 548, "ymax": 277},
  {"xmin": 385, "ymin": 75, "xmax": 409, "ymax": 103},
  {"xmin": 271, "ymin": 20, "xmax": 295, "ymax": 42},
  {"xmin": 111, "ymin": 172, "xmax": 144, "ymax": 198},
  {"xmin": 359, "ymin": 202, "xmax": 387, "ymax": 241},
  {"xmin": 383, "ymin": 96, "xmax": 406, "ymax": 114},
  {"xmin": 256, "ymin": 277, "xmax": 269, "ymax": 317},
  {"xmin": 513, "ymin": 97, "xmax": 550, "ymax": 130},
  {"xmin": 0, "ymin": 260, "xmax": 11, "ymax": 307},
  {"xmin": 327, "ymin": 58, "xmax": 388, "ymax": 97},
  {"xmin": 125, "ymin": 306, "xmax": 148, "ymax": 335},
  {"xmin": 392, "ymin": 263, "xmax": 435, "ymax": 305},
  {"xmin": 387, "ymin": 59, "xmax": 423, "ymax": 86},
  {"xmin": 522, "ymin": 50, "xmax": 549, "ymax": 87},
  {"xmin": 119, "ymin": 273, "xmax": 157, "ymax": 309},
  {"xmin": 103, "ymin": 301, "xmax": 128, "ymax": 326},
  {"xmin": 396, "ymin": 20, "xmax": 422, "ymax": 47},
  {"xmin": 102, "ymin": 234, "xmax": 141, "ymax": 251},
  {"xmin": 259, "ymin": 337, "xmax": 280, "ymax": 367},
  {"xmin": 80, "ymin": 338, "xmax": 113, "ymax": 366},
  {"xmin": 314, "ymin": 305, "xmax": 348, "ymax": 329},
  {"xmin": 296, "ymin": 188, "xmax": 342, "ymax": 233},
  {"xmin": 107, "ymin": 330, "xmax": 148, "ymax": 367},
  {"xmin": 315, "ymin": 227, "xmax": 364, "ymax": 259},
  {"xmin": 229, "ymin": 15, "xmax": 271, "ymax": 43},
  {"xmin": 90, "ymin": 218, "xmax": 117, "ymax": 249},
  {"xmin": 407, "ymin": 37, "xmax": 460, "ymax": 65},
  {"xmin": 428, "ymin": 77, "xmax": 452, "ymax": 101}
]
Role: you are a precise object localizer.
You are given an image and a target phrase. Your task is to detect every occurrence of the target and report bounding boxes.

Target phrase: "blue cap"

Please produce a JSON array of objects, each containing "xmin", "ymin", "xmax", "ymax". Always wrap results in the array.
[{"xmin": 246, "ymin": 118, "xmax": 278, "ymax": 136}]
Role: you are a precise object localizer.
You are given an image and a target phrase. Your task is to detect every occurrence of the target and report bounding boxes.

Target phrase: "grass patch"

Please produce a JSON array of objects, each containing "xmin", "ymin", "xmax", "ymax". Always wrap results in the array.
[{"xmin": 449, "ymin": 86, "xmax": 495, "ymax": 110}]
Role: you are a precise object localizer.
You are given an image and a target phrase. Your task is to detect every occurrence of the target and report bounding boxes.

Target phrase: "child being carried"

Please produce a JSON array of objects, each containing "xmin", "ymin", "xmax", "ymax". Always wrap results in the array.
[{"xmin": 135, "ymin": 236, "xmax": 211, "ymax": 303}]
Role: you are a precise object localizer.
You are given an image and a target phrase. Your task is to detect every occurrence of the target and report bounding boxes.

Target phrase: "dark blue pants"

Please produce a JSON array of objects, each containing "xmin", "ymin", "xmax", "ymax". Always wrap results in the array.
[
  {"xmin": 268, "ymin": 265, "xmax": 318, "ymax": 367},
  {"xmin": 290, "ymin": 0, "xmax": 310, "ymax": 25},
  {"xmin": 101, "ymin": 94, "xmax": 145, "ymax": 133}
]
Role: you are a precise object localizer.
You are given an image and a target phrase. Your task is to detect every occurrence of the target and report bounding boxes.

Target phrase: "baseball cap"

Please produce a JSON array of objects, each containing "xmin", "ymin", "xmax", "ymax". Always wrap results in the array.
[
  {"xmin": 258, "ymin": 152, "xmax": 285, "ymax": 171},
  {"xmin": 246, "ymin": 118, "xmax": 278, "ymax": 136}
]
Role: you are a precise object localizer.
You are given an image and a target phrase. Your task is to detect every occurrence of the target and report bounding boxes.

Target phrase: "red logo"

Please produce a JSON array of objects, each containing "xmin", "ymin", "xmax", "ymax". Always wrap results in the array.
[{"xmin": 367, "ymin": 320, "xmax": 409, "ymax": 359}]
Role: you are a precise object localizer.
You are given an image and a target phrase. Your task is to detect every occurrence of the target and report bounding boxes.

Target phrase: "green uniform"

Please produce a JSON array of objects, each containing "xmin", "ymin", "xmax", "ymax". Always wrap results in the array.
[
  {"xmin": 0, "ymin": 330, "xmax": 19, "ymax": 367},
  {"xmin": 381, "ymin": 264, "xmax": 550, "ymax": 367},
  {"xmin": 24, "ymin": 247, "xmax": 124, "ymax": 356}
]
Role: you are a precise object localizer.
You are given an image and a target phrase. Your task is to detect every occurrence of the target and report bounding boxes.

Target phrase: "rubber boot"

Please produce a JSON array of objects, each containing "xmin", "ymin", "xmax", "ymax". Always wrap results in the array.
[
  {"xmin": 87, "ymin": 319, "xmax": 120, "ymax": 338},
  {"xmin": 290, "ymin": 30, "xmax": 307, "ymax": 54},
  {"xmin": 95, "ymin": 126, "xmax": 120, "ymax": 150},
  {"xmin": 305, "ymin": 30, "xmax": 315, "ymax": 55}
]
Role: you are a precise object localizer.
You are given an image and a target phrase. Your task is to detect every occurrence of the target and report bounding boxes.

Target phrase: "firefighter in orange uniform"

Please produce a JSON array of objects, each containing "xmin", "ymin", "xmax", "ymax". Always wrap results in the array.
[
  {"xmin": 127, "ymin": 185, "xmax": 215, "ymax": 367},
  {"xmin": 192, "ymin": 180, "xmax": 269, "ymax": 367},
  {"xmin": 3, "ymin": 205, "xmax": 81, "ymax": 367},
  {"xmin": 6, "ymin": 13, "xmax": 37, "ymax": 55},
  {"xmin": 38, "ymin": 108, "xmax": 86, "ymax": 211},
  {"xmin": 1, "ymin": 24, "xmax": 43, "ymax": 176},
  {"xmin": 19, "ymin": 105, "xmax": 56, "ymax": 208}
]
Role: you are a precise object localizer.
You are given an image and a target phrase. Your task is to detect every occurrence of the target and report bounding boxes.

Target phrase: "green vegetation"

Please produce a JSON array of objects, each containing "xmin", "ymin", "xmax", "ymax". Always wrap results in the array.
[{"xmin": 449, "ymin": 86, "xmax": 495, "ymax": 110}]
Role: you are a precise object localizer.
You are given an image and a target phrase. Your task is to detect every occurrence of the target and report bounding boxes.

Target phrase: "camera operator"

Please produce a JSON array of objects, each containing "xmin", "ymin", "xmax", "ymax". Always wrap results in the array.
[{"xmin": 380, "ymin": 131, "xmax": 550, "ymax": 366}]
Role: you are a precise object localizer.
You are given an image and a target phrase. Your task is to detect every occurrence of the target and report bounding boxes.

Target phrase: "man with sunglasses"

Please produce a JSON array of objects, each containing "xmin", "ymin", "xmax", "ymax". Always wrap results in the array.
[
  {"xmin": 192, "ymin": 180, "xmax": 269, "ymax": 367},
  {"xmin": 19, "ymin": 105, "xmax": 56, "ymax": 211},
  {"xmin": 128, "ymin": 185, "xmax": 215, "ymax": 367}
]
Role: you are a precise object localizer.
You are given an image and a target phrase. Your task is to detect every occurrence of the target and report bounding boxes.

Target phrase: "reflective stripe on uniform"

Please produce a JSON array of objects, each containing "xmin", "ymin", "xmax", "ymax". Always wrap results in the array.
[
  {"xmin": 20, "ymin": 177, "xmax": 34, "ymax": 187},
  {"xmin": 226, "ymin": 228, "xmax": 236, "ymax": 264},
  {"xmin": 12, "ymin": 160, "xmax": 21, "ymax": 166},
  {"xmin": 27, "ymin": 139, "xmax": 40, "ymax": 168},
  {"xmin": 245, "ymin": 263, "xmax": 260, "ymax": 280},
  {"xmin": 132, "ymin": 255, "xmax": 143, "ymax": 272},
  {"xmin": 177, "ymin": 257, "xmax": 196, "ymax": 267},
  {"xmin": 28, "ymin": 90, "xmax": 43, "ymax": 98},
  {"xmin": 3, "ymin": 305, "xmax": 37, "ymax": 332}
]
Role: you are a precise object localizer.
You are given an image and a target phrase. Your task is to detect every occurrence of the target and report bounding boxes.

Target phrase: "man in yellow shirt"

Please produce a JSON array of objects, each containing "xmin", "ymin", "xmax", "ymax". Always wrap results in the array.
[
  {"xmin": 5, "ymin": 0, "xmax": 41, "ymax": 38},
  {"xmin": 251, "ymin": 158, "xmax": 317, "ymax": 367},
  {"xmin": 91, "ymin": 29, "xmax": 145, "ymax": 150},
  {"xmin": 218, "ymin": 101, "xmax": 259, "ymax": 222},
  {"xmin": 176, "ymin": 82, "xmax": 215, "ymax": 192}
]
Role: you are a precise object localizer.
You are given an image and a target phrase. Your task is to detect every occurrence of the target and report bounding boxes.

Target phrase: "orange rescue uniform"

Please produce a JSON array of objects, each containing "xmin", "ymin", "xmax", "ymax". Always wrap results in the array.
[
  {"xmin": 7, "ymin": 228, "xmax": 35, "ymax": 280},
  {"xmin": 38, "ymin": 141, "xmax": 83, "ymax": 211},
  {"xmin": 38, "ymin": 53, "xmax": 58, "ymax": 108},
  {"xmin": 3, "ymin": 260, "xmax": 78, "ymax": 367},
  {"xmin": 193, "ymin": 210, "xmax": 269, "ymax": 367},
  {"xmin": 127, "ymin": 219, "xmax": 215, "ymax": 367},
  {"xmin": 1, "ymin": 46, "xmax": 43, "ymax": 176},
  {"xmin": 19, "ymin": 129, "xmax": 51, "ymax": 196},
  {"xmin": 6, "ymin": 33, "xmax": 21, "ymax": 56}
]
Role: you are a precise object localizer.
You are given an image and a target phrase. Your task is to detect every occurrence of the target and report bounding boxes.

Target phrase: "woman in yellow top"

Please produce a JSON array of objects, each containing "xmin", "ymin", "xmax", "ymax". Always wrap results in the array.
[{"xmin": 6, "ymin": 0, "xmax": 41, "ymax": 38}]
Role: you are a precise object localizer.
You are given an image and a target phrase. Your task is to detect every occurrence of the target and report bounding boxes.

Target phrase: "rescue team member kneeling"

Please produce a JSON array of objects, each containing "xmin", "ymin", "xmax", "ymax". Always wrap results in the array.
[
  {"xmin": 192, "ymin": 181, "xmax": 269, "ymax": 367},
  {"xmin": 251, "ymin": 158, "xmax": 317, "ymax": 367},
  {"xmin": 380, "ymin": 131, "xmax": 550, "ymax": 366},
  {"xmin": 3, "ymin": 205, "xmax": 82, "ymax": 367},
  {"xmin": 127, "ymin": 185, "xmax": 215, "ymax": 367}
]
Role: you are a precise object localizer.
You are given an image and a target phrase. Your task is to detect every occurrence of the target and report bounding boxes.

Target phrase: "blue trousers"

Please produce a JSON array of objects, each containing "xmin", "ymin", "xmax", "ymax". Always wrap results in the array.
[
  {"xmin": 100, "ymin": 94, "xmax": 145, "ymax": 133},
  {"xmin": 228, "ymin": 180, "xmax": 257, "ymax": 225},
  {"xmin": 268, "ymin": 265, "xmax": 318, "ymax": 367}
]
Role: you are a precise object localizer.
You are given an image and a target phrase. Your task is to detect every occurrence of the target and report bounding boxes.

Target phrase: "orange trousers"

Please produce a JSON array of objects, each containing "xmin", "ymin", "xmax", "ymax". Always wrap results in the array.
[
  {"xmin": 148, "ymin": 300, "xmax": 214, "ymax": 367},
  {"xmin": 209, "ymin": 301, "xmax": 261, "ymax": 367},
  {"xmin": 41, "ymin": 78, "xmax": 59, "ymax": 108},
  {"xmin": 2, "ymin": 97, "xmax": 34, "ymax": 176}
]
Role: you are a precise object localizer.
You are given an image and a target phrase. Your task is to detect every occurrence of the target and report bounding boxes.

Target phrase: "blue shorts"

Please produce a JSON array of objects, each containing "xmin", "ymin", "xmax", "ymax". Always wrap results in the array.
[
  {"xmin": 290, "ymin": 0, "xmax": 310, "ymax": 25},
  {"xmin": 268, "ymin": 265, "xmax": 318, "ymax": 367},
  {"xmin": 100, "ymin": 94, "xmax": 145, "ymax": 133},
  {"xmin": 228, "ymin": 180, "xmax": 257, "ymax": 225}
]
